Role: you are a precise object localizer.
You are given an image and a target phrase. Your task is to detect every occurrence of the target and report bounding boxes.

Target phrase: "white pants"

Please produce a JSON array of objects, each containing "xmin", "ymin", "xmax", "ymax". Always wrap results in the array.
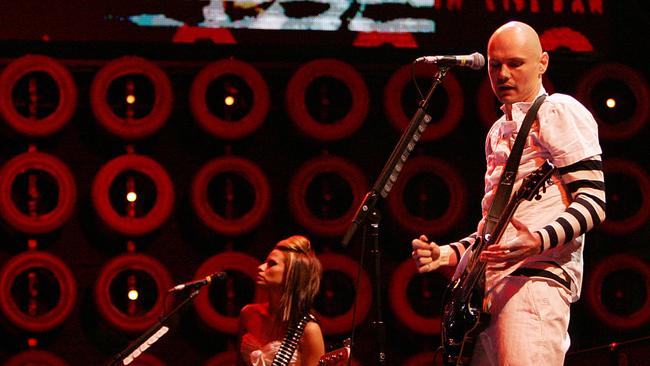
[{"xmin": 470, "ymin": 276, "xmax": 572, "ymax": 366}]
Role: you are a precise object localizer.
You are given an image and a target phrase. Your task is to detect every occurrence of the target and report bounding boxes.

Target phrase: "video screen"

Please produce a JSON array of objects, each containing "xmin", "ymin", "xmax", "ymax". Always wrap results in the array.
[{"xmin": 0, "ymin": 1, "xmax": 610, "ymax": 51}]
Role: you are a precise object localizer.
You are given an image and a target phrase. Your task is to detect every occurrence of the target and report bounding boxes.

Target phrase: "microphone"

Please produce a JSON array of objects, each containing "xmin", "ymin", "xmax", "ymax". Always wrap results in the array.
[
  {"xmin": 168, "ymin": 272, "xmax": 227, "ymax": 293},
  {"xmin": 415, "ymin": 52, "xmax": 485, "ymax": 70}
]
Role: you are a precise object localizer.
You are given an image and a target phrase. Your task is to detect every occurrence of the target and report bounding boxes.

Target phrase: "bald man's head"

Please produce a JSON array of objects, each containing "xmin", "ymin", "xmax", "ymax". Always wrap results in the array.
[
  {"xmin": 489, "ymin": 21, "xmax": 543, "ymax": 57},
  {"xmin": 487, "ymin": 21, "xmax": 549, "ymax": 104}
]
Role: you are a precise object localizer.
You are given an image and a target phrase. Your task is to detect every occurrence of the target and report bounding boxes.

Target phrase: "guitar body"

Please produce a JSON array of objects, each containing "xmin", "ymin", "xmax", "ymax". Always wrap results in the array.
[
  {"xmin": 441, "ymin": 268, "xmax": 491, "ymax": 366},
  {"xmin": 439, "ymin": 161, "xmax": 556, "ymax": 366},
  {"xmin": 318, "ymin": 339, "xmax": 351, "ymax": 366}
]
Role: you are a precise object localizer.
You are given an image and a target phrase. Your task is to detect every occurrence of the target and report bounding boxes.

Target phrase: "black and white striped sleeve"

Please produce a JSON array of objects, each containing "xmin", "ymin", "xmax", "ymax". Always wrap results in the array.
[
  {"xmin": 448, "ymin": 232, "xmax": 479, "ymax": 261},
  {"xmin": 536, "ymin": 155, "xmax": 606, "ymax": 251}
]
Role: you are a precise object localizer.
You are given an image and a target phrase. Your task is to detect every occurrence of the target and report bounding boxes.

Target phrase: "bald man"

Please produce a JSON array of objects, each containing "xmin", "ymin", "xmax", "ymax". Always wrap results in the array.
[{"xmin": 411, "ymin": 21, "xmax": 606, "ymax": 365}]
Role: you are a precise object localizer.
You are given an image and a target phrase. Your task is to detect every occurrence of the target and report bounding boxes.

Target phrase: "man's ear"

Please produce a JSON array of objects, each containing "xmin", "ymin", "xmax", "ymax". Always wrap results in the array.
[{"xmin": 539, "ymin": 51, "xmax": 549, "ymax": 75}]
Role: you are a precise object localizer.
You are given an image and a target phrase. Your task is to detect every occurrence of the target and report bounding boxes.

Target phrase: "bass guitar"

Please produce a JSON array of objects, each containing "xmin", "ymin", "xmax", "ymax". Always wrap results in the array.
[{"xmin": 441, "ymin": 160, "xmax": 556, "ymax": 365}]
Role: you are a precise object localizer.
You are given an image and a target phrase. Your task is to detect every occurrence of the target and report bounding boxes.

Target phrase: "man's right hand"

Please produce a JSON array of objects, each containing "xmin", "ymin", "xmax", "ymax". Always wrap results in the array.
[{"xmin": 411, "ymin": 235, "xmax": 443, "ymax": 273}]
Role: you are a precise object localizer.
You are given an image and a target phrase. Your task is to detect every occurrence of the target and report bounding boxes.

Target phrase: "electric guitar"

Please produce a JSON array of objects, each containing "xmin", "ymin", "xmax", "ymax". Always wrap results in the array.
[
  {"xmin": 441, "ymin": 160, "xmax": 556, "ymax": 366},
  {"xmin": 318, "ymin": 339, "xmax": 351, "ymax": 366}
]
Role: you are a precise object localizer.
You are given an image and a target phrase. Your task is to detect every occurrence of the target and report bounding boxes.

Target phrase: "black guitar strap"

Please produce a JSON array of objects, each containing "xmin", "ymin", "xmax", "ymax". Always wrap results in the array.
[
  {"xmin": 483, "ymin": 94, "xmax": 547, "ymax": 235},
  {"xmin": 271, "ymin": 313, "xmax": 316, "ymax": 366}
]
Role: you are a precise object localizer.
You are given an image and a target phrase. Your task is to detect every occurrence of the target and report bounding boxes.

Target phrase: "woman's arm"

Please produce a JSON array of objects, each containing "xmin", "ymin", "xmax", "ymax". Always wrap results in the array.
[
  {"xmin": 300, "ymin": 321, "xmax": 325, "ymax": 366},
  {"xmin": 236, "ymin": 305, "xmax": 253, "ymax": 366}
]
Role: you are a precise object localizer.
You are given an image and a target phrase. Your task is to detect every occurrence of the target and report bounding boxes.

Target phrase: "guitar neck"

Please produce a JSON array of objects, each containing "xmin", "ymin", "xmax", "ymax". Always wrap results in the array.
[{"xmin": 461, "ymin": 198, "xmax": 524, "ymax": 299}]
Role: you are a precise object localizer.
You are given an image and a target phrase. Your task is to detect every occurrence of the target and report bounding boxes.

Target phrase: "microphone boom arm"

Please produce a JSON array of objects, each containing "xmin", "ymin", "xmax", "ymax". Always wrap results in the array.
[
  {"xmin": 342, "ymin": 65, "xmax": 450, "ymax": 246},
  {"xmin": 106, "ymin": 288, "xmax": 201, "ymax": 366}
]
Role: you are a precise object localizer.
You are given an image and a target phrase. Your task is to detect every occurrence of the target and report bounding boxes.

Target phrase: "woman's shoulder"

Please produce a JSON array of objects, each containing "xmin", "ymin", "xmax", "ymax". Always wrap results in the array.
[{"xmin": 303, "ymin": 320, "xmax": 323, "ymax": 339}]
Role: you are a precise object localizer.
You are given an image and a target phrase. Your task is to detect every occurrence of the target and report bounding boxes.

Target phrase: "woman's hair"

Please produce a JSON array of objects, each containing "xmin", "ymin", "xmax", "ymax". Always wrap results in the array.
[{"xmin": 275, "ymin": 235, "xmax": 322, "ymax": 326}]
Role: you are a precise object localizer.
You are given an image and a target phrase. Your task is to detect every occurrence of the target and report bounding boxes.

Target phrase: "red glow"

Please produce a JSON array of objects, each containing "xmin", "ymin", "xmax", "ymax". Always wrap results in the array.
[
  {"xmin": 172, "ymin": 25, "xmax": 236, "ymax": 44},
  {"xmin": 353, "ymin": 32, "xmax": 418, "ymax": 48},
  {"xmin": 540, "ymin": 27, "xmax": 594, "ymax": 52}
]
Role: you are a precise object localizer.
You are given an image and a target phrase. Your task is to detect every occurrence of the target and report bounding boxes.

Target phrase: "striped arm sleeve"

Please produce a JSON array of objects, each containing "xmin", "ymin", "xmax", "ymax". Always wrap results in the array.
[
  {"xmin": 449, "ymin": 232, "xmax": 478, "ymax": 261},
  {"xmin": 536, "ymin": 156, "xmax": 606, "ymax": 251}
]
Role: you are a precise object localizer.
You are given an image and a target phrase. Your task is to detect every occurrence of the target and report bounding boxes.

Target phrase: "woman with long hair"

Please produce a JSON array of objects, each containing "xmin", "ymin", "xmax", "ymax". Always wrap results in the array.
[{"xmin": 238, "ymin": 235, "xmax": 324, "ymax": 366}]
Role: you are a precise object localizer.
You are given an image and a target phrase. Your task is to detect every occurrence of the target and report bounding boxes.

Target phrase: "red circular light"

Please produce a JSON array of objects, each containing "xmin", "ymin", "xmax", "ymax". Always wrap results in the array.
[
  {"xmin": 190, "ymin": 59, "xmax": 269, "ymax": 140},
  {"xmin": 4, "ymin": 350, "xmax": 69, "ymax": 366},
  {"xmin": 388, "ymin": 258, "xmax": 453, "ymax": 335},
  {"xmin": 191, "ymin": 156, "xmax": 271, "ymax": 236},
  {"xmin": 0, "ymin": 250, "xmax": 77, "ymax": 332},
  {"xmin": 576, "ymin": 63, "xmax": 649, "ymax": 141},
  {"xmin": 288, "ymin": 155, "xmax": 367, "ymax": 237},
  {"xmin": 286, "ymin": 59, "xmax": 369, "ymax": 141},
  {"xmin": 0, "ymin": 151, "xmax": 77, "ymax": 234},
  {"xmin": 90, "ymin": 56, "xmax": 173, "ymax": 140},
  {"xmin": 94, "ymin": 253, "xmax": 173, "ymax": 333},
  {"xmin": 384, "ymin": 63, "xmax": 463, "ymax": 141},
  {"xmin": 316, "ymin": 253, "xmax": 372, "ymax": 335},
  {"xmin": 386, "ymin": 156, "xmax": 466, "ymax": 236},
  {"xmin": 193, "ymin": 252, "xmax": 263, "ymax": 335},
  {"xmin": 0, "ymin": 54, "xmax": 77, "ymax": 137},
  {"xmin": 92, "ymin": 153, "xmax": 174, "ymax": 236},
  {"xmin": 585, "ymin": 254, "xmax": 650, "ymax": 330}
]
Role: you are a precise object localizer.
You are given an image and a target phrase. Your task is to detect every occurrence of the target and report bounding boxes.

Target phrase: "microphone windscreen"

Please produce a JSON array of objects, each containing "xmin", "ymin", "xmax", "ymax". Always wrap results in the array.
[{"xmin": 470, "ymin": 53, "xmax": 486, "ymax": 70}]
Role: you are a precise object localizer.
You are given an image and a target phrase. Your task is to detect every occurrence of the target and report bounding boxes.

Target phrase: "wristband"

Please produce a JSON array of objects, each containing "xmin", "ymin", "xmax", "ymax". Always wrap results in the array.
[{"xmin": 437, "ymin": 245, "xmax": 453, "ymax": 266}]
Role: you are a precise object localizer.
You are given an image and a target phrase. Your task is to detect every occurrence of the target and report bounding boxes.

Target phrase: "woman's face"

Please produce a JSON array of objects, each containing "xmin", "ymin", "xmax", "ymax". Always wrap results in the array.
[{"xmin": 257, "ymin": 249, "xmax": 286, "ymax": 289}]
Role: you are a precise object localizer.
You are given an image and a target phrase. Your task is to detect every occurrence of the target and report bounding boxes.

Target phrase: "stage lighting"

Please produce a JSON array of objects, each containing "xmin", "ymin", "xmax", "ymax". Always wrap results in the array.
[
  {"xmin": 384, "ymin": 63, "xmax": 463, "ymax": 140},
  {"xmin": 94, "ymin": 253, "xmax": 173, "ymax": 333},
  {"xmin": 91, "ymin": 56, "xmax": 173, "ymax": 140},
  {"xmin": 0, "ymin": 151, "xmax": 77, "ymax": 235},
  {"xmin": 190, "ymin": 59, "xmax": 269, "ymax": 140},
  {"xmin": 191, "ymin": 156, "xmax": 270, "ymax": 236},
  {"xmin": 126, "ymin": 191, "xmax": 137, "ymax": 203},
  {"xmin": 586, "ymin": 254, "xmax": 650, "ymax": 330},
  {"xmin": 0, "ymin": 54, "xmax": 77, "ymax": 137},
  {"xmin": 193, "ymin": 252, "xmax": 263, "ymax": 334},
  {"xmin": 389, "ymin": 258, "xmax": 454, "ymax": 335},
  {"xmin": 288, "ymin": 155, "xmax": 367, "ymax": 237},
  {"xmin": 600, "ymin": 158, "xmax": 650, "ymax": 235},
  {"xmin": 313, "ymin": 253, "xmax": 371, "ymax": 335},
  {"xmin": 92, "ymin": 154, "xmax": 174, "ymax": 236},
  {"xmin": 127, "ymin": 289, "xmax": 139, "ymax": 301},
  {"xmin": 576, "ymin": 63, "xmax": 649, "ymax": 140},
  {"xmin": 387, "ymin": 156, "xmax": 466, "ymax": 236},
  {"xmin": 286, "ymin": 59, "xmax": 368, "ymax": 141},
  {"xmin": 0, "ymin": 251, "xmax": 77, "ymax": 332}
]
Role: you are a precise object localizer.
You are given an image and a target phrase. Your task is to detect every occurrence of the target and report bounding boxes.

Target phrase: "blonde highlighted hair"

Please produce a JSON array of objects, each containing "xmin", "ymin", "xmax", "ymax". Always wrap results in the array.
[{"xmin": 275, "ymin": 235, "xmax": 322, "ymax": 326}]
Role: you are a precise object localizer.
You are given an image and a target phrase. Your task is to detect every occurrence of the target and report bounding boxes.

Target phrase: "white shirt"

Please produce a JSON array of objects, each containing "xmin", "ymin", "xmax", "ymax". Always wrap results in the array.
[{"xmin": 482, "ymin": 87, "xmax": 602, "ymax": 300}]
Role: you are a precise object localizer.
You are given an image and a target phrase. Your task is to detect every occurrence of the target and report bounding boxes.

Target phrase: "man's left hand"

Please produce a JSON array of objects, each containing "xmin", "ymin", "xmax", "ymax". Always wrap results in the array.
[{"xmin": 480, "ymin": 217, "xmax": 541, "ymax": 263}]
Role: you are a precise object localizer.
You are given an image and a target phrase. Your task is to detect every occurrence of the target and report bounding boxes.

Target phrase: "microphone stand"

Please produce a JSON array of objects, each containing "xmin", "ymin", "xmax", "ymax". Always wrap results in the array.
[
  {"xmin": 106, "ymin": 288, "xmax": 200, "ymax": 366},
  {"xmin": 341, "ymin": 65, "xmax": 450, "ymax": 366}
]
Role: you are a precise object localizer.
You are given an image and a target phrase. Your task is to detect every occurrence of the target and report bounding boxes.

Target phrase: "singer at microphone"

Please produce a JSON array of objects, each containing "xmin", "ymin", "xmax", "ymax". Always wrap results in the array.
[
  {"xmin": 168, "ymin": 272, "xmax": 227, "ymax": 293},
  {"xmin": 415, "ymin": 52, "xmax": 485, "ymax": 70}
]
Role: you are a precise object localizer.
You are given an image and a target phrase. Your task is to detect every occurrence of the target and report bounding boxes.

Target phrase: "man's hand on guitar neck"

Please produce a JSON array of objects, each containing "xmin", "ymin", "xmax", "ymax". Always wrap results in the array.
[
  {"xmin": 411, "ymin": 235, "xmax": 456, "ymax": 273},
  {"xmin": 480, "ymin": 217, "xmax": 543, "ymax": 263}
]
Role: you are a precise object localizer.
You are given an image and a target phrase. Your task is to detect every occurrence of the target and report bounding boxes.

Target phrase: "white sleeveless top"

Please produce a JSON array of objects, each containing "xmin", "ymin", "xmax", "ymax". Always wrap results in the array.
[{"xmin": 240, "ymin": 333, "xmax": 300, "ymax": 366}]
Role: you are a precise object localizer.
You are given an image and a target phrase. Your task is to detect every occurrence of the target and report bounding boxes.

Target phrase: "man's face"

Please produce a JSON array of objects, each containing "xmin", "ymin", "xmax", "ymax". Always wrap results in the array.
[{"xmin": 487, "ymin": 28, "xmax": 547, "ymax": 104}]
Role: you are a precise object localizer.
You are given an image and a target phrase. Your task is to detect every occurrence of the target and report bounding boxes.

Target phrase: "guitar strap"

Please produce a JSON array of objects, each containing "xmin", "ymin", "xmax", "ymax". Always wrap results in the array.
[
  {"xmin": 483, "ymin": 94, "xmax": 547, "ymax": 235},
  {"xmin": 271, "ymin": 313, "xmax": 316, "ymax": 366}
]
